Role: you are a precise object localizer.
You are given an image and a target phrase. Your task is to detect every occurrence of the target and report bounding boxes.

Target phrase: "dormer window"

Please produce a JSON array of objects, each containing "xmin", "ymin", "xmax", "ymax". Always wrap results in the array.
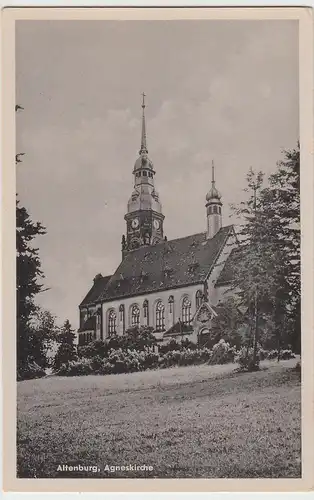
[
  {"xmin": 140, "ymin": 271, "xmax": 148, "ymax": 282},
  {"xmin": 188, "ymin": 263, "xmax": 199, "ymax": 273},
  {"xmin": 164, "ymin": 268, "xmax": 174, "ymax": 278}
]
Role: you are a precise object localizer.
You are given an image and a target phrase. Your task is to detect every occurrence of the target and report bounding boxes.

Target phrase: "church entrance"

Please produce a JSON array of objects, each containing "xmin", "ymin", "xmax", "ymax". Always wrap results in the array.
[{"xmin": 197, "ymin": 327, "xmax": 211, "ymax": 348}]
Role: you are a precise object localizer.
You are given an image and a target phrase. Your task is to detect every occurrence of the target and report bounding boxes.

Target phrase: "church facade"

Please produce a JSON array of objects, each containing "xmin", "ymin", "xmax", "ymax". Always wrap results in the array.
[{"xmin": 78, "ymin": 96, "xmax": 237, "ymax": 346}]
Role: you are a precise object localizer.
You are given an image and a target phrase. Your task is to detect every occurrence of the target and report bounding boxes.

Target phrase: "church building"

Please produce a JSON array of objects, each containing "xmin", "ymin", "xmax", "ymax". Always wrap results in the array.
[{"xmin": 78, "ymin": 95, "xmax": 237, "ymax": 346}]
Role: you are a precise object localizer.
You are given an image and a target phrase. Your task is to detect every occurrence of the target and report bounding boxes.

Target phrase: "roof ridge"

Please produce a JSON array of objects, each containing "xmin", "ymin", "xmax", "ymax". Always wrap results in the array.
[
  {"xmin": 161, "ymin": 224, "xmax": 233, "ymax": 245},
  {"xmin": 162, "ymin": 231, "xmax": 205, "ymax": 245},
  {"xmin": 97, "ymin": 224, "xmax": 235, "ymax": 303}
]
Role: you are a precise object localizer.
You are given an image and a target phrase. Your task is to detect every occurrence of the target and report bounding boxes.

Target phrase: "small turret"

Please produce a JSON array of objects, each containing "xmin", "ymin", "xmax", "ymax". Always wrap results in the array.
[{"xmin": 206, "ymin": 160, "xmax": 222, "ymax": 239}]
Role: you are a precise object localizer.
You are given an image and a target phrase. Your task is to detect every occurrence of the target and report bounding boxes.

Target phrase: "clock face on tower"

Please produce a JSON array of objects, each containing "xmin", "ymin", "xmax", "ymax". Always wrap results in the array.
[
  {"xmin": 131, "ymin": 218, "xmax": 139, "ymax": 229},
  {"xmin": 153, "ymin": 219, "xmax": 160, "ymax": 230}
]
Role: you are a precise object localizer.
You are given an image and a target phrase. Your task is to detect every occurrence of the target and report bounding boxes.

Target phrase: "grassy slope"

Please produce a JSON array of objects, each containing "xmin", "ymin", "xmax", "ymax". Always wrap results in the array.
[{"xmin": 17, "ymin": 359, "xmax": 301, "ymax": 478}]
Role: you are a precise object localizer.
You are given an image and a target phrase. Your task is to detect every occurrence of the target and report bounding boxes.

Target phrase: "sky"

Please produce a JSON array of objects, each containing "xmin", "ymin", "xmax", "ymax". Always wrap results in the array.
[{"xmin": 16, "ymin": 19, "xmax": 299, "ymax": 328}]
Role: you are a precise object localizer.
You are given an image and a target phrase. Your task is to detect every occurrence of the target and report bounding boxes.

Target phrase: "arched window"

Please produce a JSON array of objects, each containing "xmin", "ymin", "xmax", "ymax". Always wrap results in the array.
[
  {"xmin": 131, "ymin": 304, "xmax": 140, "ymax": 326},
  {"xmin": 119, "ymin": 304, "xmax": 125, "ymax": 334},
  {"xmin": 182, "ymin": 297, "xmax": 192, "ymax": 325},
  {"xmin": 208, "ymin": 206, "xmax": 213, "ymax": 215},
  {"xmin": 213, "ymin": 205, "xmax": 218, "ymax": 214},
  {"xmin": 168, "ymin": 295, "xmax": 174, "ymax": 314},
  {"xmin": 196, "ymin": 290, "xmax": 203, "ymax": 309},
  {"xmin": 108, "ymin": 309, "xmax": 117, "ymax": 337},
  {"xmin": 143, "ymin": 300, "xmax": 149, "ymax": 321},
  {"xmin": 155, "ymin": 300, "xmax": 165, "ymax": 331},
  {"xmin": 168, "ymin": 295, "xmax": 175, "ymax": 327}
]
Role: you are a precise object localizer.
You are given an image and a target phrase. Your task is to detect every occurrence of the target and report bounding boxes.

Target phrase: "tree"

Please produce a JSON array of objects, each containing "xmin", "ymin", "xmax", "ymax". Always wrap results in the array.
[
  {"xmin": 16, "ymin": 199, "xmax": 46, "ymax": 374},
  {"xmin": 209, "ymin": 296, "xmax": 248, "ymax": 349},
  {"xmin": 29, "ymin": 309, "xmax": 59, "ymax": 368},
  {"xmin": 228, "ymin": 145, "xmax": 301, "ymax": 364},
  {"xmin": 228, "ymin": 168, "xmax": 278, "ymax": 368},
  {"xmin": 258, "ymin": 145, "xmax": 300, "ymax": 354},
  {"xmin": 53, "ymin": 320, "xmax": 77, "ymax": 371}
]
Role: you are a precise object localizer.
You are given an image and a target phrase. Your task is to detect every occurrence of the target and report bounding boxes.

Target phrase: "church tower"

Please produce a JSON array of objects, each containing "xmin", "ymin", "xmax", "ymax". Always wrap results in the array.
[
  {"xmin": 123, "ymin": 94, "xmax": 165, "ymax": 253},
  {"xmin": 205, "ymin": 161, "xmax": 222, "ymax": 239}
]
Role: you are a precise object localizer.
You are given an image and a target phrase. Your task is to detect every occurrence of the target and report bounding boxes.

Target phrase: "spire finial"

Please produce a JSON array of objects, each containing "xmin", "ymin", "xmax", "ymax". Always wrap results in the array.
[
  {"xmin": 212, "ymin": 160, "xmax": 215, "ymax": 187},
  {"xmin": 140, "ymin": 92, "xmax": 148, "ymax": 154}
]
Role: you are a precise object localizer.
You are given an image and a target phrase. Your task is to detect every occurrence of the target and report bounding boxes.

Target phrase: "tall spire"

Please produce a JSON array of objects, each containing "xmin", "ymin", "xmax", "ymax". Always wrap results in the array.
[
  {"xmin": 212, "ymin": 160, "xmax": 215, "ymax": 187},
  {"xmin": 139, "ymin": 92, "xmax": 148, "ymax": 155}
]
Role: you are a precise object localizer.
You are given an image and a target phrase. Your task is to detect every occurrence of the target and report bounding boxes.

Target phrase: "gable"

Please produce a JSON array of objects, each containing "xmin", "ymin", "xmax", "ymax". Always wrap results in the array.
[
  {"xmin": 99, "ymin": 225, "xmax": 234, "ymax": 303},
  {"xmin": 193, "ymin": 302, "xmax": 217, "ymax": 325},
  {"xmin": 79, "ymin": 275, "xmax": 112, "ymax": 308}
]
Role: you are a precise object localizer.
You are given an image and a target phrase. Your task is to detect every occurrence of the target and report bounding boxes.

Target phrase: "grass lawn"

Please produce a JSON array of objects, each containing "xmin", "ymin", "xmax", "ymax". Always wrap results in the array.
[{"xmin": 17, "ymin": 359, "xmax": 301, "ymax": 478}]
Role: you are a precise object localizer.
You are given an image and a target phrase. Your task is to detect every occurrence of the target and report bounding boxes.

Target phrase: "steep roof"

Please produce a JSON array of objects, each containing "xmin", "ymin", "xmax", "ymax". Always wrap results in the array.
[
  {"xmin": 98, "ymin": 225, "xmax": 233, "ymax": 303},
  {"xmin": 215, "ymin": 247, "xmax": 238, "ymax": 287},
  {"xmin": 79, "ymin": 274, "xmax": 112, "ymax": 308},
  {"xmin": 163, "ymin": 320, "xmax": 193, "ymax": 337}
]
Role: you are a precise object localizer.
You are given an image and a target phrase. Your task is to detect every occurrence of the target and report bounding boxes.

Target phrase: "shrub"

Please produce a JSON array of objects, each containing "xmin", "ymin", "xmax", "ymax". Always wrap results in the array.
[
  {"xmin": 53, "ymin": 343, "xmax": 77, "ymax": 372},
  {"xmin": 159, "ymin": 349, "xmax": 182, "ymax": 368},
  {"xmin": 90, "ymin": 355, "xmax": 106, "ymax": 373},
  {"xmin": 56, "ymin": 362, "xmax": 71, "ymax": 376},
  {"xmin": 159, "ymin": 339, "xmax": 181, "ymax": 355},
  {"xmin": 259, "ymin": 348, "xmax": 268, "ymax": 361},
  {"xmin": 108, "ymin": 326, "xmax": 157, "ymax": 352},
  {"xmin": 265, "ymin": 349, "xmax": 296, "ymax": 361},
  {"xmin": 57, "ymin": 358, "xmax": 93, "ymax": 376},
  {"xmin": 177, "ymin": 348, "xmax": 200, "ymax": 366},
  {"xmin": 208, "ymin": 339, "xmax": 236, "ymax": 365},
  {"xmin": 235, "ymin": 347, "xmax": 260, "ymax": 372},
  {"xmin": 181, "ymin": 339, "xmax": 198, "ymax": 350},
  {"xmin": 92, "ymin": 358, "xmax": 115, "ymax": 375},
  {"xmin": 280, "ymin": 349, "xmax": 296, "ymax": 360},
  {"xmin": 69, "ymin": 358, "xmax": 93, "ymax": 375},
  {"xmin": 199, "ymin": 347, "xmax": 213, "ymax": 363},
  {"xmin": 77, "ymin": 340, "xmax": 107, "ymax": 359},
  {"xmin": 17, "ymin": 361, "xmax": 46, "ymax": 381},
  {"xmin": 140, "ymin": 350, "xmax": 159, "ymax": 370},
  {"xmin": 267, "ymin": 350, "xmax": 278, "ymax": 360},
  {"xmin": 158, "ymin": 347, "xmax": 213, "ymax": 368}
]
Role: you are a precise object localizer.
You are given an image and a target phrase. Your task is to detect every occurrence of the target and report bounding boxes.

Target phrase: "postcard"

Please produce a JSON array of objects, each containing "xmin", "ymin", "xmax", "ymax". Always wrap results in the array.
[{"xmin": 1, "ymin": 6, "xmax": 313, "ymax": 493}]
